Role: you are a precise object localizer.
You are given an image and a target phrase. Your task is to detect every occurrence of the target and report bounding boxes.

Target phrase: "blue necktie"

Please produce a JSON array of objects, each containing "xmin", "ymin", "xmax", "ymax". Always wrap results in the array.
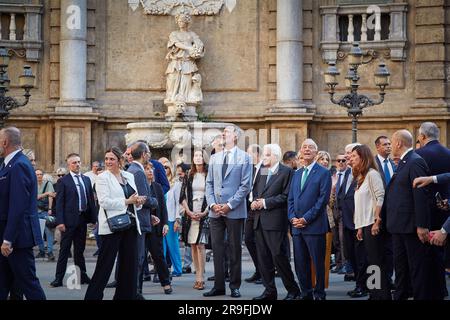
[
  {"xmin": 383, "ymin": 159, "xmax": 391, "ymax": 186},
  {"xmin": 266, "ymin": 169, "xmax": 273, "ymax": 185},
  {"xmin": 335, "ymin": 172, "xmax": 343, "ymax": 194},
  {"xmin": 300, "ymin": 168, "xmax": 309, "ymax": 190},
  {"xmin": 75, "ymin": 175, "xmax": 87, "ymax": 211}
]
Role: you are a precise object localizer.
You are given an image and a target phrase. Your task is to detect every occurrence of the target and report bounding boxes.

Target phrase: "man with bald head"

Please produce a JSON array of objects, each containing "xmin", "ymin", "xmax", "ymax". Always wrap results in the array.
[
  {"xmin": 0, "ymin": 127, "xmax": 46, "ymax": 300},
  {"xmin": 384, "ymin": 129, "xmax": 439, "ymax": 299}
]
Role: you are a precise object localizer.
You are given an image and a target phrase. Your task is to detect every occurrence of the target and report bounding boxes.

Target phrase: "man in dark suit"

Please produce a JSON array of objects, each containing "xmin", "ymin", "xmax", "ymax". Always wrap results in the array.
[
  {"xmin": 0, "ymin": 127, "xmax": 46, "ymax": 300},
  {"xmin": 374, "ymin": 135, "xmax": 396, "ymax": 286},
  {"xmin": 50, "ymin": 153, "xmax": 97, "ymax": 287},
  {"xmin": 337, "ymin": 143, "xmax": 369, "ymax": 298},
  {"xmin": 244, "ymin": 144, "xmax": 263, "ymax": 284},
  {"xmin": 252, "ymin": 144, "xmax": 300, "ymax": 300},
  {"xmin": 127, "ymin": 142, "xmax": 158, "ymax": 299},
  {"xmin": 415, "ymin": 122, "xmax": 450, "ymax": 299},
  {"xmin": 384, "ymin": 129, "xmax": 439, "ymax": 300},
  {"xmin": 288, "ymin": 139, "xmax": 331, "ymax": 300}
]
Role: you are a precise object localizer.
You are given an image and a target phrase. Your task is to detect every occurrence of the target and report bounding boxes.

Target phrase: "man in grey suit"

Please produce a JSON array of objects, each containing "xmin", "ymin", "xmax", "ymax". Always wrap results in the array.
[
  {"xmin": 204, "ymin": 125, "xmax": 252, "ymax": 298},
  {"xmin": 127, "ymin": 142, "xmax": 158, "ymax": 300}
]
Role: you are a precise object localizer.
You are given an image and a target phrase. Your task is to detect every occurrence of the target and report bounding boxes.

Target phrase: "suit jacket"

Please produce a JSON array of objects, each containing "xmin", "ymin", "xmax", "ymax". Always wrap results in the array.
[
  {"xmin": 384, "ymin": 150, "xmax": 431, "ymax": 234},
  {"xmin": 150, "ymin": 182, "xmax": 168, "ymax": 236},
  {"xmin": 55, "ymin": 172, "xmax": 97, "ymax": 228},
  {"xmin": 96, "ymin": 170, "xmax": 142, "ymax": 235},
  {"xmin": 288, "ymin": 162, "xmax": 331, "ymax": 235},
  {"xmin": 150, "ymin": 159, "xmax": 170, "ymax": 194},
  {"xmin": 205, "ymin": 147, "xmax": 252, "ymax": 219},
  {"xmin": 0, "ymin": 151, "xmax": 42, "ymax": 248},
  {"xmin": 436, "ymin": 173, "xmax": 450, "ymax": 184},
  {"xmin": 127, "ymin": 162, "xmax": 158, "ymax": 233},
  {"xmin": 336, "ymin": 168, "xmax": 356, "ymax": 230},
  {"xmin": 443, "ymin": 217, "xmax": 450, "ymax": 233},
  {"xmin": 374, "ymin": 155, "xmax": 396, "ymax": 188},
  {"xmin": 252, "ymin": 163, "xmax": 293, "ymax": 232},
  {"xmin": 416, "ymin": 140, "xmax": 450, "ymax": 229}
]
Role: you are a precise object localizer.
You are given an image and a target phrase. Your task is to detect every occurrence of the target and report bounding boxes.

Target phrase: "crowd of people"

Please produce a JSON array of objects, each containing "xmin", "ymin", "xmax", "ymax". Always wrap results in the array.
[{"xmin": 0, "ymin": 121, "xmax": 449, "ymax": 300}]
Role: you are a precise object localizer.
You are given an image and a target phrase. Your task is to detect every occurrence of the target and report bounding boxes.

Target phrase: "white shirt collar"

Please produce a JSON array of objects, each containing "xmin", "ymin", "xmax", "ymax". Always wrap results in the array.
[
  {"xmin": 3, "ymin": 149, "xmax": 22, "ymax": 166},
  {"xmin": 304, "ymin": 161, "xmax": 316, "ymax": 172},
  {"xmin": 268, "ymin": 161, "xmax": 280, "ymax": 174},
  {"xmin": 132, "ymin": 160, "xmax": 145, "ymax": 171},
  {"xmin": 224, "ymin": 146, "xmax": 237, "ymax": 156},
  {"xmin": 70, "ymin": 171, "xmax": 82, "ymax": 177},
  {"xmin": 400, "ymin": 148, "xmax": 413, "ymax": 160},
  {"xmin": 377, "ymin": 154, "xmax": 390, "ymax": 164}
]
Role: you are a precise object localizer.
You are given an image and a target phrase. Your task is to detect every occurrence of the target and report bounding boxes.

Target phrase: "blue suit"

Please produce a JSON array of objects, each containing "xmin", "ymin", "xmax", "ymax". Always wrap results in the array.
[
  {"xmin": 0, "ymin": 151, "xmax": 46, "ymax": 300},
  {"xmin": 288, "ymin": 162, "xmax": 331, "ymax": 299},
  {"xmin": 150, "ymin": 159, "xmax": 170, "ymax": 194}
]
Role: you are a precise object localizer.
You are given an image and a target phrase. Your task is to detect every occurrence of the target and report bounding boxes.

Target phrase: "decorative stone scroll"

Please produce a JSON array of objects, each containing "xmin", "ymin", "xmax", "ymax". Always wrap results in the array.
[{"xmin": 128, "ymin": 0, "xmax": 237, "ymax": 15}]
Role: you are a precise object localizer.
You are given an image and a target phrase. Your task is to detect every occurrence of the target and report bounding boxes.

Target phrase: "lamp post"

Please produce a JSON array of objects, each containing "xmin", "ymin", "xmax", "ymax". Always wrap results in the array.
[
  {"xmin": 0, "ymin": 47, "xmax": 35, "ymax": 128},
  {"xmin": 324, "ymin": 43, "xmax": 390, "ymax": 143}
]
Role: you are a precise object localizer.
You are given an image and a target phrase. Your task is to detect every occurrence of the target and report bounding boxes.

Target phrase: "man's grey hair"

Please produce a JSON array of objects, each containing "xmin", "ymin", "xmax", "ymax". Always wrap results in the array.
[
  {"xmin": 225, "ymin": 125, "xmax": 243, "ymax": 140},
  {"xmin": 263, "ymin": 144, "xmax": 282, "ymax": 162},
  {"xmin": 301, "ymin": 138, "xmax": 318, "ymax": 151},
  {"xmin": 345, "ymin": 143, "xmax": 361, "ymax": 153},
  {"xmin": 419, "ymin": 122, "xmax": 439, "ymax": 140},
  {"xmin": 1, "ymin": 127, "xmax": 21, "ymax": 147}
]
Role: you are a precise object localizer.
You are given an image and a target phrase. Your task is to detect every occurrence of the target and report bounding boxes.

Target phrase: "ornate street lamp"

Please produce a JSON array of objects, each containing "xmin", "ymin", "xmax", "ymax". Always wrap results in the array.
[
  {"xmin": 324, "ymin": 43, "xmax": 390, "ymax": 143},
  {"xmin": 0, "ymin": 47, "xmax": 35, "ymax": 128}
]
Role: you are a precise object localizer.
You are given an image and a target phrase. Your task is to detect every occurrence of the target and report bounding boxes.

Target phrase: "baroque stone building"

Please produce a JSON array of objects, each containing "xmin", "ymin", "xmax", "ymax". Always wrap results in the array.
[{"xmin": 1, "ymin": 0, "xmax": 450, "ymax": 171}]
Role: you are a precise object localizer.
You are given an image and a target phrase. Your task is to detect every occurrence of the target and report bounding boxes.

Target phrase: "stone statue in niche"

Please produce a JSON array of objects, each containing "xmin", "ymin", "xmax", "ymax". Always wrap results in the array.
[{"xmin": 164, "ymin": 12, "xmax": 204, "ymax": 121}]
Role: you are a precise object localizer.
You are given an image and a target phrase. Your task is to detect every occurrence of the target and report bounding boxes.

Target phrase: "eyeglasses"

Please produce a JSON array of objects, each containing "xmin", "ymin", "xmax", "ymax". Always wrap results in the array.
[
  {"xmin": 57, "ymin": 174, "xmax": 65, "ymax": 177},
  {"xmin": 336, "ymin": 159, "xmax": 346, "ymax": 163}
]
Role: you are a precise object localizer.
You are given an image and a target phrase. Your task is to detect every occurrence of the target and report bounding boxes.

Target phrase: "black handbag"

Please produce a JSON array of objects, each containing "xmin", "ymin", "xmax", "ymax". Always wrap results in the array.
[
  {"xmin": 104, "ymin": 210, "xmax": 132, "ymax": 233},
  {"xmin": 199, "ymin": 217, "xmax": 210, "ymax": 246},
  {"xmin": 45, "ymin": 215, "xmax": 58, "ymax": 229}
]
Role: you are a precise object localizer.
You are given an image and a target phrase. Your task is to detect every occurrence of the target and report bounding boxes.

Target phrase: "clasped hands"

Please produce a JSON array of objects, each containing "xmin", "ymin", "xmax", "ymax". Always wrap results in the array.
[
  {"xmin": 126, "ymin": 193, "xmax": 147, "ymax": 206},
  {"xmin": 291, "ymin": 217, "xmax": 307, "ymax": 229},
  {"xmin": 211, "ymin": 204, "xmax": 231, "ymax": 216},
  {"xmin": 250, "ymin": 199, "xmax": 264, "ymax": 211},
  {"xmin": 188, "ymin": 210, "xmax": 207, "ymax": 221},
  {"xmin": 1, "ymin": 242, "xmax": 13, "ymax": 257}
]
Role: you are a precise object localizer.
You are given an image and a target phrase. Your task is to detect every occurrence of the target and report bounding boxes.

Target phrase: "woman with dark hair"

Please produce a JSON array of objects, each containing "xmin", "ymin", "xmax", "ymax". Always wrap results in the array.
[
  {"xmin": 351, "ymin": 144, "xmax": 391, "ymax": 300},
  {"xmin": 85, "ymin": 147, "xmax": 147, "ymax": 300},
  {"xmin": 180, "ymin": 149, "xmax": 209, "ymax": 290}
]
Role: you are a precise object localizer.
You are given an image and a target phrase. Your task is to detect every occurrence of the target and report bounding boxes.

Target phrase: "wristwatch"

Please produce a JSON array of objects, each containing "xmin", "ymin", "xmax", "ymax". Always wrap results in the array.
[{"xmin": 440, "ymin": 227, "xmax": 447, "ymax": 235}]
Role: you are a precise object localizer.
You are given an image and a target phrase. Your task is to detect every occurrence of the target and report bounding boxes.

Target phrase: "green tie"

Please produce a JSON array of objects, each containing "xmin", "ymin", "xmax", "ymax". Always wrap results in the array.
[{"xmin": 300, "ymin": 167, "xmax": 309, "ymax": 190}]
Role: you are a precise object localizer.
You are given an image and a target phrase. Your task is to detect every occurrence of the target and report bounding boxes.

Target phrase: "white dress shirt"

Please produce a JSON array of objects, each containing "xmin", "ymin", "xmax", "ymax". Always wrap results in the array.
[
  {"xmin": 70, "ymin": 171, "xmax": 88, "ymax": 212},
  {"xmin": 377, "ymin": 154, "xmax": 394, "ymax": 178},
  {"xmin": 262, "ymin": 161, "xmax": 280, "ymax": 209}
]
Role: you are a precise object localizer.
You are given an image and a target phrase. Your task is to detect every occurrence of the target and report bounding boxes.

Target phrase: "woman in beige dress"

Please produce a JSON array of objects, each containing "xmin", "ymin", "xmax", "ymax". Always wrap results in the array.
[{"xmin": 180, "ymin": 150, "xmax": 209, "ymax": 290}]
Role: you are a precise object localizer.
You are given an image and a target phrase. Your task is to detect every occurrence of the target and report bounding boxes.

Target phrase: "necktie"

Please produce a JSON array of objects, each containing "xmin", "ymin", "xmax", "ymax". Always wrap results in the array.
[
  {"xmin": 266, "ymin": 169, "xmax": 273, "ymax": 185},
  {"xmin": 383, "ymin": 159, "xmax": 391, "ymax": 185},
  {"xmin": 75, "ymin": 175, "xmax": 87, "ymax": 212},
  {"xmin": 300, "ymin": 167, "xmax": 309, "ymax": 190},
  {"xmin": 335, "ymin": 172, "xmax": 343, "ymax": 194},
  {"xmin": 0, "ymin": 162, "xmax": 5, "ymax": 171},
  {"xmin": 222, "ymin": 151, "xmax": 229, "ymax": 180}
]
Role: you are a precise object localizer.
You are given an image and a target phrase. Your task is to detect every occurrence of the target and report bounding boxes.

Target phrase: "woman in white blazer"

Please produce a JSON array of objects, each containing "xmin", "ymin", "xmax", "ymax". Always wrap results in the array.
[{"xmin": 85, "ymin": 147, "xmax": 146, "ymax": 300}]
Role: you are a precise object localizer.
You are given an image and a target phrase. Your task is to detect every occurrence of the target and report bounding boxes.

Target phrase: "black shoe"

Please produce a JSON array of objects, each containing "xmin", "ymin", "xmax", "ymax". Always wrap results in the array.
[
  {"xmin": 149, "ymin": 268, "xmax": 156, "ymax": 274},
  {"xmin": 153, "ymin": 275, "xmax": 160, "ymax": 283},
  {"xmin": 164, "ymin": 285, "xmax": 173, "ymax": 295},
  {"xmin": 106, "ymin": 280, "xmax": 117, "ymax": 288},
  {"xmin": 299, "ymin": 294, "xmax": 314, "ymax": 300},
  {"xmin": 93, "ymin": 250, "xmax": 99, "ymax": 257},
  {"xmin": 349, "ymin": 288, "xmax": 368, "ymax": 298},
  {"xmin": 49, "ymin": 280, "xmax": 63, "ymax": 288},
  {"xmin": 253, "ymin": 292, "xmax": 277, "ymax": 300},
  {"xmin": 136, "ymin": 293, "xmax": 146, "ymax": 300},
  {"xmin": 143, "ymin": 275, "xmax": 152, "ymax": 282},
  {"xmin": 47, "ymin": 253, "xmax": 55, "ymax": 262},
  {"xmin": 182, "ymin": 266, "xmax": 192, "ymax": 274},
  {"xmin": 207, "ymin": 275, "xmax": 215, "ymax": 281},
  {"xmin": 245, "ymin": 273, "xmax": 260, "ymax": 283},
  {"xmin": 81, "ymin": 275, "xmax": 91, "ymax": 285},
  {"xmin": 36, "ymin": 251, "xmax": 45, "ymax": 259},
  {"xmin": 330, "ymin": 265, "xmax": 342, "ymax": 274},
  {"xmin": 344, "ymin": 274, "xmax": 356, "ymax": 282},
  {"xmin": 230, "ymin": 289, "xmax": 241, "ymax": 298},
  {"xmin": 203, "ymin": 288, "xmax": 226, "ymax": 297},
  {"xmin": 283, "ymin": 291, "xmax": 301, "ymax": 300},
  {"xmin": 254, "ymin": 278, "xmax": 263, "ymax": 285},
  {"xmin": 315, "ymin": 296, "xmax": 326, "ymax": 301}
]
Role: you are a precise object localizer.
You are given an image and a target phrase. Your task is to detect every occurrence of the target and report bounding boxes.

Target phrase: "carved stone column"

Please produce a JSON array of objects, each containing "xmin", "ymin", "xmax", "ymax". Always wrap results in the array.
[{"xmin": 58, "ymin": 0, "xmax": 90, "ymax": 111}]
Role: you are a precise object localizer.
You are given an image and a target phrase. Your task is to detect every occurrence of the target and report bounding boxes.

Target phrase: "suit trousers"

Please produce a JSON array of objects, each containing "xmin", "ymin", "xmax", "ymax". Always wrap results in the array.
[
  {"xmin": 362, "ymin": 226, "xmax": 391, "ymax": 300},
  {"xmin": 332, "ymin": 209, "xmax": 345, "ymax": 266},
  {"xmin": 292, "ymin": 233, "xmax": 326, "ymax": 299},
  {"xmin": 85, "ymin": 227, "xmax": 138, "ymax": 300},
  {"xmin": 0, "ymin": 247, "xmax": 46, "ymax": 300},
  {"xmin": 210, "ymin": 216, "xmax": 244, "ymax": 291},
  {"xmin": 137, "ymin": 231, "xmax": 148, "ymax": 293},
  {"xmin": 244, "ymin": 216, "xmax": 260, "ymax": 277},
  {"xmin": 54, "ymin": 218, "xmax": 88, "ymax": 282},
  {"xmin": 343, "ymin": 227, "xmax": 368, "ymax": 290},
  {"xmin": 255, "ymin": 224, "xmax": 300, "ymax": 296},
  {"xmin": 148, "ymin": 231, "xmax": 171, "ymax": 287},
  {"xmin": 384, "ymin": 232, "xmax": 394, "ymax": 281}
]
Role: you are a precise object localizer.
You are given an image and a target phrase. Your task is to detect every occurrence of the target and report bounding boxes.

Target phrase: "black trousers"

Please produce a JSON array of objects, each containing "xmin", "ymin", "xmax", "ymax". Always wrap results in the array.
[
  {"xmin": 255, "ymin": 224, "xmax": 299, "ymax": 296},
  {"xmin": 392, "ymin": 233, "xmax": 442, "ymax": 300},
  {"xmin": 85, "ymin": 227, "xmax": 138, "ymax": 300},
  {"xmin": 343, "ymin": 227, "xmax": 368, "ymax": 290},
  {"xmin": 384, "ymin": 232, "xmax": 394, "ymax": 281},
  {"xmin": 332, "ymin": 209, "xmax": 345, "ymax": 266},
  {"xmin": 210, "ymin": 216, "xmax": 244, "ymax": 291},
  {"xmin": 244, "ymin": 216, "xmax": 260, "ymax": 278},
  {"xmin": 147, "ymin": 231, "xmax": 171, "ymax": 287},
  {"xmin": 54, "ymin": 219, "xmax": 88, "ymax": 282},
  {"xmin": 362, "ymin": 226, "xmax": 391, "ymax": 300}
]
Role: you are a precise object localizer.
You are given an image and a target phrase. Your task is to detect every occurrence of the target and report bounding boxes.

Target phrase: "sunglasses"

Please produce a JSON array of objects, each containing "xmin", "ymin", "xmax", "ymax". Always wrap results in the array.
[
  {"xmin": 336, "ymin": 159, "xmax": 346, "ymax": 163},
  {"xmin": 57, "ymin": 174, "xmax": 65, "ymax": 177}
]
